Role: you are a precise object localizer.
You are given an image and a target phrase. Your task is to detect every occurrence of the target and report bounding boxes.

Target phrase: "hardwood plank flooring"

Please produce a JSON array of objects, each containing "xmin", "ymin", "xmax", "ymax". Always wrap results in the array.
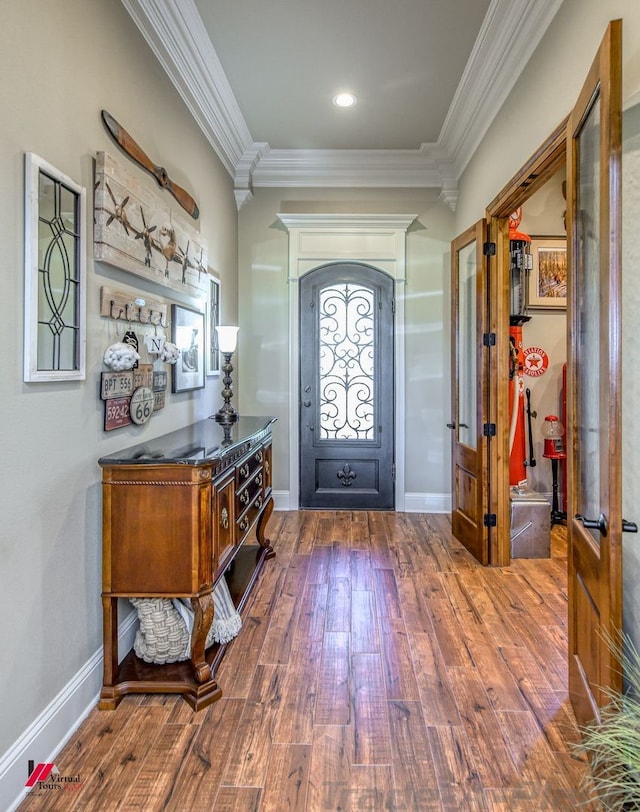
[{"xmin": 19, "ymin": 514, "xmax": 600, "ymax": 811}]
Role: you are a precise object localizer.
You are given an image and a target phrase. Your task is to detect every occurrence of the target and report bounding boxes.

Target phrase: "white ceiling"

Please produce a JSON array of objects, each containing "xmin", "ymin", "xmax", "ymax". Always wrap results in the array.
[{"xmin": 121, "ymin": 0, "xmax": 564, "ymax": 208}]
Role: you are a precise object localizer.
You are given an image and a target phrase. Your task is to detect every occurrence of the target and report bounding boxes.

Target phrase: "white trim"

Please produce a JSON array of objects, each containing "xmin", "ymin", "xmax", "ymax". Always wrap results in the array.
[
  {"xmin": 121, "ymin": 0, "xmax": 560, "ymax": 198},
  {"xmin": 0, "ymin": 611, "xmax": 138, "ymax": 812},
  {"xmin": 272, "ymin": 490, "xmax": 450, "ymax": 514},
  {"xmin": 279, "ymin": 213, "xmax": 415, "ymax": 511},
  {"xmin": 272, "ymin": 490, "xmax": 291, "ymax": 511},
  {"xmin": 121, "ymin": 0, "xmax": 252, "ymax": 175},
  {"xmin": 404, "ymin": 492, "xmax": 452, "ymax": 514},
  {"xmin": 439, "ymin": 0, "xmax": 564, "ymax": 178}
]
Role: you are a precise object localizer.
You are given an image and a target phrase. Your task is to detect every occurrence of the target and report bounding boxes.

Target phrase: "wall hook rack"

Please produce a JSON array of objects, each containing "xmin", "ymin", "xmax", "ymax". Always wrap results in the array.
[{"xmin": 100, "ymin": 286, "xmax": 168, "ymax": 328}]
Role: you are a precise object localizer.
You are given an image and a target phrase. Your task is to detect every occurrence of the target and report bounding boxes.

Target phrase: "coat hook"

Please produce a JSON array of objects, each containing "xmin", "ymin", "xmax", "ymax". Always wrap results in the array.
[{"xmin": 110, "ymin": 300, "xmax": 124, "ymax": 320}]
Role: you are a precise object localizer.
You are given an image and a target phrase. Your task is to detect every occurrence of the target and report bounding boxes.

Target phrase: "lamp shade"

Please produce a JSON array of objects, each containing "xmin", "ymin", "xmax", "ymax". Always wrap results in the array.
[{"xmin": 215, "ymin": 326, "xmax": 239, "ymax": 353}]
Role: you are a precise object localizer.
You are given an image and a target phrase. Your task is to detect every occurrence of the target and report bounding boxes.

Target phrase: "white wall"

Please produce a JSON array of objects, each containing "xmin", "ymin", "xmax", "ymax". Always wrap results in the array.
[
  {"xmin": 236, "ymin": 188, "xmax": 455, "ymax": 507},
  {"xmin": 0, "ymin": 0, "xmax": 237, "ymax": 792}
]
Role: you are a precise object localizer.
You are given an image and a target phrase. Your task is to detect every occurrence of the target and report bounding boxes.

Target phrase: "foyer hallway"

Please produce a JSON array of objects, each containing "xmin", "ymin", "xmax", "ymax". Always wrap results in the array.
[{"xmin": 19, "ymin": 512, "xmax": 598, "ymax": 811}]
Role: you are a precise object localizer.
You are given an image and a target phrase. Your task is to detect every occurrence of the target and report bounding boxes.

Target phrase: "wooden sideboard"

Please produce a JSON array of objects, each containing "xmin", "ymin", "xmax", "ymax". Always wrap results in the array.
[{"xmin": 98, "ymin": 416, "xmax": 276, "ymax": 710}]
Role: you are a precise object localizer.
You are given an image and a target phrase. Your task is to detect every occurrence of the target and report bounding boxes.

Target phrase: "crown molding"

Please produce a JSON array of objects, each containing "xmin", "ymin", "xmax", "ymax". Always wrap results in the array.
[
  {"xmin": 439, "ymin": 0, "xmax": 564, "ymax": 177},
  {"xmin": 121, "ymin": 0, "xmax": 252, "ymax": 175},
  {"xmin": 122, "ymin": 0, "xmax": 562, "ymax": 201},
  {"xmin": 277, "ymin": 213, "xmax": 418, "ymax": 232}
]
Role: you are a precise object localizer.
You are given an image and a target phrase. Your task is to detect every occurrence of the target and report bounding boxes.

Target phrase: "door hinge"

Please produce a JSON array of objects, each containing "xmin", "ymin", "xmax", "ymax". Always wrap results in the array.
[
  {"xmin": 483, "ymin": 423, "xmax": 496, "ymax": 437},
  {"xmin": 483, "ymin": 513, "xmax": 497, "ymax": 527},
  {"xmin": 391, "ymin": 299, "xmax": 396, "ymax": 315},
  {"xmin": 392, "ymin": 463, "xmax": 396, "ymax": 481},
  {"xmin": 483, "ymin": 332, "xmax": 496, "ymax": 347},
  {"xmin": 483, "ymin": 241, "xmax": 496, "ymax": 256}
]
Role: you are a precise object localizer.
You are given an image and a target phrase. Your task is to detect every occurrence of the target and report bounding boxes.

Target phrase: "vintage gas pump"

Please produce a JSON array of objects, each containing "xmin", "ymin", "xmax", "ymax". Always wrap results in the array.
[{"xmin": 508, "ymin": 210, "xmax": 531, "ymax": 488}]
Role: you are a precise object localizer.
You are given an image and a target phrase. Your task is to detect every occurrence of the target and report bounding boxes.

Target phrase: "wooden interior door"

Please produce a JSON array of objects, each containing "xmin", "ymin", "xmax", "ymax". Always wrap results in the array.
[
  {"xmin": 567, "ymin": 19, "xmax": 623, "ymax": 726},
  {"xmin": 450, "ymin": 221, "xmax": 489, "ymax": 564}
]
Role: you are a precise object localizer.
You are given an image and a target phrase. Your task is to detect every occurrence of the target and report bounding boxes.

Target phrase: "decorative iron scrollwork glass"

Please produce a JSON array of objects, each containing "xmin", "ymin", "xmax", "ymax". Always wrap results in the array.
[
  {"xmin": 318, "ymin": 283, "xmax": 375, "ymax": 440},
  {"xmin": 24, "ymin": 153, "xmax": 86, "ymax": 381}
]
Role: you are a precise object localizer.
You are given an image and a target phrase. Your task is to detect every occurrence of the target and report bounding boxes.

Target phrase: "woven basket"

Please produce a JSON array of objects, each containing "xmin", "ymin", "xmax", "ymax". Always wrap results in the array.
[{"xmin": 130, "ymin": 577, "xmax": 242, "ymax": 664}]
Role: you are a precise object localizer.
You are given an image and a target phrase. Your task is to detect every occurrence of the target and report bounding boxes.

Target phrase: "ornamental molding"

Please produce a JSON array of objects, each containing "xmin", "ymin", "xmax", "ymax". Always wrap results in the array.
[{"xmin": 122, "ymin": 0, "xmax": 563, "ymax": 208}]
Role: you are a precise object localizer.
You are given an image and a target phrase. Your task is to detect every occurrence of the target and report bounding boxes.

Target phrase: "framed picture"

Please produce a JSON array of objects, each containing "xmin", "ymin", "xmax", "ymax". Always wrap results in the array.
[
  {"xmin": 206, "ymin": 273, "xmax": 221, "ymax": 376},
  {"xmin": 527, "ymin": 236, "xmax": 567, "ymax": 310},
  {"xmin": 24, "ymin": 153, "xmax": 87, "ymax": 381},
  {"xmin": 171, "ymin": 304, "xmax": 205, "ymax": 393}
]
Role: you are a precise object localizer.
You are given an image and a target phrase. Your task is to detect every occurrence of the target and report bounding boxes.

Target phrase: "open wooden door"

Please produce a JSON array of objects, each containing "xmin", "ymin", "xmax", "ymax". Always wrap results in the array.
[
  {"xmin": 566, "ymin": 19, "xmax": 623, "ymax": 726},
  {"xmin": 450, "ymin": 221, "xmax": 489, "ymax": 565}
]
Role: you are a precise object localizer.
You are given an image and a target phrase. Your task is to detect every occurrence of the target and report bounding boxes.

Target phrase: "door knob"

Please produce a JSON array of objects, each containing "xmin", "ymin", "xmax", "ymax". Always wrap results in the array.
[
  {"xmin": 623, "ymin": 519, "xmax": 638, "ymax": 533},
  {"xmin": 575, "ymin": 512, "xmax": 608, "ymax": 536},
  {"xmin": 446, "ymin": 422, "xmax": 456, "ymax": 429},
  {"xmin": 303, "ymin": 400, "xmax": 311, "ymax": 407}
]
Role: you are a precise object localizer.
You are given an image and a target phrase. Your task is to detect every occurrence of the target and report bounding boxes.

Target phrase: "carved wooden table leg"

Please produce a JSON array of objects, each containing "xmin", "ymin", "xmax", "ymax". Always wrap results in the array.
[
  {"xmin": 99, "ymin": 596, "xmax": 120, "ymax": 709},
  {"xmin": 256, "ymin": 495, "xmax": 275, "ymax": 558},
  {"xmin": 190, "ymin": 592, "xmax": 214, "ymax": 683}
]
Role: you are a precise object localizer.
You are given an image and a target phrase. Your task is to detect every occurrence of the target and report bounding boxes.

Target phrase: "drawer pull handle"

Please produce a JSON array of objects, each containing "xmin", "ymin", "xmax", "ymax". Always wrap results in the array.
[
  {"xmin": 239, "ymin": 516, "xmax": 249, "ymax": 532},
  {"xmin": 256, "ymin": 451, "xmax": 263, "ymax": 463},
  {"xmin": 220, "ymin": 507, "xmax": 229, "ymax": 529},
  {"xmin": 265, "ymin": 460, "xmax": 270, "ymax": 477},
  {"xmin": 239, "ymin": 490, "xmax": 249, "ymax": 505},
  {"xmin": 255, "ymin": 496, "xmax": 263, "ymax": 509},
  {"xmin": 256, "ymin": 474, "xmax": 263, "ymax": 487},
  {"xmin": 240, "ymin": 464, "xmax": 250, "ymax": 478}
]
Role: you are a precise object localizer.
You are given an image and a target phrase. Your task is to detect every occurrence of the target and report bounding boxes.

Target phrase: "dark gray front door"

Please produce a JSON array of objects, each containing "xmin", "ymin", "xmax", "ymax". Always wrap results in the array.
[{"xmin": 299, "ymin": 262, "xmax": 395, "ymax": 509}]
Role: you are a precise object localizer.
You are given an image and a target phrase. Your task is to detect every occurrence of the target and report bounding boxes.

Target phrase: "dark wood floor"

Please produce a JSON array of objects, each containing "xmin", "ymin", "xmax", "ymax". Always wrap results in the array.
[{"xmin": 19, "ymin": 512, "xmax": 599, "ymax": 811}]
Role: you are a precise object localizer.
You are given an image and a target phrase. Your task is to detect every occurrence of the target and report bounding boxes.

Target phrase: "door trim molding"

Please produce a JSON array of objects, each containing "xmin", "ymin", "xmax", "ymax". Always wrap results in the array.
[{"xmin": 278, "ymin": 213, "xmax": 417, "ymax": 510}]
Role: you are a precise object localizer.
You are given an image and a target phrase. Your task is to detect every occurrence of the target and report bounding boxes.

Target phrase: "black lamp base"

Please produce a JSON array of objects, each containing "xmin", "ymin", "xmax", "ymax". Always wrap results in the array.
[{"xmin": 214, "ymin": 406, "xmax": 239, "ymax": 425}]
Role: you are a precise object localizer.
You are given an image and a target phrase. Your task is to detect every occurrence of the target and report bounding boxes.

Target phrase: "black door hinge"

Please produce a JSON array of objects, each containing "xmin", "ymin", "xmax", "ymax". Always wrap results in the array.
[
  {"xmin": 483, "ymin": 241, "xmax": 496, "ymax": 256},
  {"xmin": 483, "ymin": 332, "xmax": 496, "ymax": 347},
  {"xmin": 392, "ymin": 463, "xmax": 396, "ymax": 481},
  {"xmin": 483, "ymin": 513, "xmax": 497, "ymax": 528},
  {"xmin": 483, "ymin": 423, "xmax": 496, "ymax": 437}
]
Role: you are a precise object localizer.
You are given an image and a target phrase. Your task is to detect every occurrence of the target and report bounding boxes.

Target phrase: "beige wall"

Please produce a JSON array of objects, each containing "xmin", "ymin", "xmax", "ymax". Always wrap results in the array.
[
  {"xmin": 455, "ymin": 0, "xmax": 640, "ymax": 651},
  {"xmin": 0, "ymin": 0, "xmax": 237, "ymax": 763},
  {"xmin": 237, "ymin": 188, "xmax": 455, "ymax": 503}
]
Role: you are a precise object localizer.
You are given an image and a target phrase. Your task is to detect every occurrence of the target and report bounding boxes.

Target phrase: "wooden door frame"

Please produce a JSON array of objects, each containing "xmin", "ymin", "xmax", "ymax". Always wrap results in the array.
[{"xmin": 485, "ymin": 119, "xmax": 567, "ymax": 565}]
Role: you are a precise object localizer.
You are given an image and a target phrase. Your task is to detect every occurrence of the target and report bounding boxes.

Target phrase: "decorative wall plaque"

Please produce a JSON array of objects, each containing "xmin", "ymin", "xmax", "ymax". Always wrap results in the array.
[{"xmin": 94, "ymin": 152, "xmax": 208, "ymax": 298}]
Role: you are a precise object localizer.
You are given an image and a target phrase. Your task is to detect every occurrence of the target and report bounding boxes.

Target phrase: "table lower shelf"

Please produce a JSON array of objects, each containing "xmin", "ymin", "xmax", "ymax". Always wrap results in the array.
[{"xmin": 99, "ymin": 543, "xmax": 273, "ymax": 711}]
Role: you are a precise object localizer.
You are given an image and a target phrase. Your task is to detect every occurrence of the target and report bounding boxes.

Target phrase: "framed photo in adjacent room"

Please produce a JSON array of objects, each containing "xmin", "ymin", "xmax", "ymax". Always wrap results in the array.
[
  {"xmin": 171, "ymin": 304, "xmax": 205, "ymax": 393},
  {"xmin": 528, "ymin": 236, "xmax": 567, "ymax": 310}
]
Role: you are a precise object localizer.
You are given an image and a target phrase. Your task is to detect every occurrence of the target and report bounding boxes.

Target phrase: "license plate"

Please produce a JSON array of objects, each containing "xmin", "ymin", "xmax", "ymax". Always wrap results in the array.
[
  {"xmin": 104, "ymin": 397, "xmax": 132, "ymax": 431},
  {"xmin": 101, "ymin": 371, "xmax": 134, "ymax": 400},
  {"xmin": 133, "ymin": 364, "xmax": 154, "ymax": 389}
]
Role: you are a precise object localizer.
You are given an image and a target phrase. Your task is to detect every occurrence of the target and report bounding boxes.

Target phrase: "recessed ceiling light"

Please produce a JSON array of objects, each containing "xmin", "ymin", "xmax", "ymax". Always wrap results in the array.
[{"xmin": 333, "ymin": 92, "xmax": 357, "ymax": 108}]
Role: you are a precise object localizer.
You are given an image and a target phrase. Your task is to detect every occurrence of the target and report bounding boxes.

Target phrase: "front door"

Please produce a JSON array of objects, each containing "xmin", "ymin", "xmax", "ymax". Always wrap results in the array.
[
  {"xmin": 567, "ymin": 20, "xmax": 623, "ymax": 726},
  {"xmin": 450, "ymin": 222, "xmax": 489, "ymax": 564},
  {"xmin": 299, "ymin": 262, "xmax": 395, "ymax": 509}
]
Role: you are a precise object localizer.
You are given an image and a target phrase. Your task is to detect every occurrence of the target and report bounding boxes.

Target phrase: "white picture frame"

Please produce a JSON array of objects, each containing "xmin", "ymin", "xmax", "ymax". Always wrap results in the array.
[{"xmin": 24, "ymin": 153, "xmax": 87, "ymax": 381}]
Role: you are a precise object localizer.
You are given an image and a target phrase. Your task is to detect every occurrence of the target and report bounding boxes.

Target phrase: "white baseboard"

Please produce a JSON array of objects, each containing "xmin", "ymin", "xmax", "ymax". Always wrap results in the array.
[
  {"xmin": 404, "ymin": 492, "xmax": 452, "ymax": 513},
  {"xmin": 273, "ymin": 490, "xmax": 451, "ymax": 514},
  {"xmin": 272, "ymin": 490, "xmax": 290, "ymax": 510},
  {"xmin": 0, "ymin": 609, "xmax": 138, "ymax": 812}
]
